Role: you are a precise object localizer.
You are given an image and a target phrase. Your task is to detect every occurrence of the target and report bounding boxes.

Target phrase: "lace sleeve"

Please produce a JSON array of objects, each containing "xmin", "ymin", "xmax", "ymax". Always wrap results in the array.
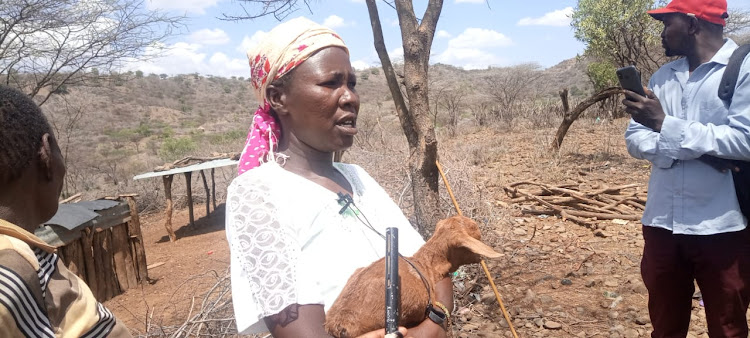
[{"xmin": 226, "ymin": 180, "xmax": 300, "ymax": 318}]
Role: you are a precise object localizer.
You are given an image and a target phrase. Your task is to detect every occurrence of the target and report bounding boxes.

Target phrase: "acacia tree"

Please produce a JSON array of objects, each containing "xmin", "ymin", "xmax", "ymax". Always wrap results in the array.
[
  {"xmin": 1, "ymin": 0, "xmax": 183, "ymax": 105},
  {"xmin": 227, "ymin": 0, "xmax": 444, "ymax": 237},
  {"xmin": 571, "ymin": 0, "xmax": 668, "ymax": 82}
]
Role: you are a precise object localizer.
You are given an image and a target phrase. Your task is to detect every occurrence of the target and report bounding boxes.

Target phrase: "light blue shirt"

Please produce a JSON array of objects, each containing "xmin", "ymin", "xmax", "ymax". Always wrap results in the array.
[{"xmin": 625, "ymin": 39, "xmax": 750, "ymax": 235}]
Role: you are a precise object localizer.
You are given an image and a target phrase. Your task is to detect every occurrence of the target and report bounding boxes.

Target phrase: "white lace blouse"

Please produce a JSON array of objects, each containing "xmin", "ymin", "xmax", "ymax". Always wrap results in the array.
[{"xmin": 225, "ymin": 161, "xmax": 425, "ymax": 334}]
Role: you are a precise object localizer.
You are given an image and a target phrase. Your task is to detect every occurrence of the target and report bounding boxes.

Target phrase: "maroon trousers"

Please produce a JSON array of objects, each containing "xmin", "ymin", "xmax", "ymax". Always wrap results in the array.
[{"xmin": 641, "ymin": 226, "xmax": 750, "ymax": 338}]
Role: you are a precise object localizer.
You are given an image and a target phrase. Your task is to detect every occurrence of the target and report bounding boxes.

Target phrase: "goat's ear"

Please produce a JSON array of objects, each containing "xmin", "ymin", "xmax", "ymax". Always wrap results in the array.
[{"xmin": 461, "ymin": 236, "xmax": 502, "ymax": 258}]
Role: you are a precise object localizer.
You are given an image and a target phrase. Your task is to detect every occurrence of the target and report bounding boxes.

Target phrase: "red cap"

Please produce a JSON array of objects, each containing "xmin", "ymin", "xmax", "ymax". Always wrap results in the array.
[{"xmin": 648, "ymin": 0, "xmax": 729, "ymax": 26}]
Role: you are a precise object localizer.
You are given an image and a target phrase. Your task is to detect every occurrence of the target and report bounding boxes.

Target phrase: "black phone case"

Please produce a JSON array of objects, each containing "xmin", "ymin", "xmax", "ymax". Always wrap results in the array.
[{"xmin": 617, "ymin": 66, "xmax": 646, "ymax": 96}]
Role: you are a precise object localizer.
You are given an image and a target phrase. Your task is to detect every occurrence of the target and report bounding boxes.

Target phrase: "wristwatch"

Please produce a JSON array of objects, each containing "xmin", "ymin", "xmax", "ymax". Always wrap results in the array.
[{"xmin": 426, "ymin": 304, "xmax": 448, "ymax": 329}]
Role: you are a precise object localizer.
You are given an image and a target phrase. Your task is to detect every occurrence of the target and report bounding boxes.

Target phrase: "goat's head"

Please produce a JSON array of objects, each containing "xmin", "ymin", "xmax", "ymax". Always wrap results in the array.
[{"xmin": 430, "ymin": 215, "xmax": 502, "ymax": 273}]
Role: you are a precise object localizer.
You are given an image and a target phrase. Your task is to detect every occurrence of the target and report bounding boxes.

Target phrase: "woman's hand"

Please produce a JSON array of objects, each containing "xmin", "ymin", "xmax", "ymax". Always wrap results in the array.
[
  {"xmin": 265, "ymin": 304, "xmax": 409, "ymax": 338},
  {"xmin": 402, "ymin": 276, "xmax": 454, "ymax": 338},
  {"xmin": 358, "ymin": 327, "xmax": 409, "ymax": 338}
]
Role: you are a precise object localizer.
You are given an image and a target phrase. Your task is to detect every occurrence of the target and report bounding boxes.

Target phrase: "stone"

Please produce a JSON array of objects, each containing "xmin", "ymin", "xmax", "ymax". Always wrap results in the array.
[
  {"xmin": 594, "ymin": 229, "xmax": 611, "ymax": 238},
  {"xmin": 533, "ymin": 318, "xmax": 543, "ymax": 327},
  {"xmin": 609, "ymin": 311, "xmax": 619, "ymax": 319},
  {"xmin": 544, "ymin": 320, "xmax": 562, "ymax": 330},
  {"xmin": 604, "ymin": 279, "xmax": 619, "ymax": 287},
  {"xmin": 624, "ymin": 329, "xmax": 639, "ymax": 338},
  {"xmin": 561, "ymin": 278, "xmax": 573, "ymax": 286},
  {"xmin": 635, "ymin": 316, "xmax": 650, "ymax": 325},
  {"xmin": 462, "ymin": 323, "xmax": 479, "ymax": 331},
  {"xmin": 481, "ymin": 292, "xmax": 495, "ymax": 304},
  {"xmin": 513, "ymin": 228, "xmax": 527, "ymax": 236}
]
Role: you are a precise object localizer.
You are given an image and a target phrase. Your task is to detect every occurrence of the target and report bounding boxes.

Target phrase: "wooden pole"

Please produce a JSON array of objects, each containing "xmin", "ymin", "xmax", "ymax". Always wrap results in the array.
[
  {"xmin": 200, "ymin": 170, "xmax": 210, "ymax": 217},
  {"xmin": 185, "ymin": 172, "xmax": 195, "ymax": 227},
  {"xmin": 435, "ymin": 160, "xmax": 519, "ymax": 338},
  {"xmin": 211, "ymin": 168, "xmax": 216, "ymax": 210},
  {"xmin": 163, "ymin": 175, "xmax": 177, "ymax": 242},
  {"xmin": 124, "ymin": 195, "xmax": 148, "ymax": 283}
]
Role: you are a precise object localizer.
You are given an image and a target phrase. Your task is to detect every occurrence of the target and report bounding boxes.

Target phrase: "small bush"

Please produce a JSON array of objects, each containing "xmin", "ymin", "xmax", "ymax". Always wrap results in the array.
[{"xmin": 160, "ymin": 136, "xmax": 197, "ymax": 161}]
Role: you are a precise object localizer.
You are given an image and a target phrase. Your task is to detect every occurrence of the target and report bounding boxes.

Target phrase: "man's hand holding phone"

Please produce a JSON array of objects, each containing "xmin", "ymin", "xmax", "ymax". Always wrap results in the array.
[{"xmin": 617, "ymin": 65, "xmax": 665, "ymax": 132}]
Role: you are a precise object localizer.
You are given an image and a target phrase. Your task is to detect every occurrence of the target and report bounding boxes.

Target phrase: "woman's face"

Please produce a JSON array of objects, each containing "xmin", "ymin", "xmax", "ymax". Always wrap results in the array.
[{"xmin": 274, "ymin": 47, "xmax": 359, "ymax": 154}]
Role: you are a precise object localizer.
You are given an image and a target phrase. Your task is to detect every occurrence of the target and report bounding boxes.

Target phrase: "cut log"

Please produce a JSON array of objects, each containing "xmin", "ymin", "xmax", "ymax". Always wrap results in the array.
[
  {"xmin": 111, "ymin": 224, "xmax": 136, "ymax": 290},
  {"xmin": 211, "ymin": 168, "xmax": 216, "ymax": 210},
  {"xmin": 200, "ymin": 170, "xmax": 210, "ymax": 217},
  {"xmin": 185, "ymin": 172, "xmax": 194, "ymax": 227},
  {"xmin": 60, "ymin": 239, "xmax": 86, "ymax": 281},
  {"xmin": 124, "ymin": 196, "xmax": 148, "ymax": 283},
  {"xmin": 163, "ymin": 175, "xmax": 176, "ymax": 242},
  {"xmin": 81, "ymin": 228, "xmax": 98, "ymax": 298}
]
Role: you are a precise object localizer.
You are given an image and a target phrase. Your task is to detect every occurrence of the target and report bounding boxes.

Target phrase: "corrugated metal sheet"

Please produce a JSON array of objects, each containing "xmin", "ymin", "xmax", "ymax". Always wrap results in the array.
[
  {"xmin": 46, "ymin": 204, "xmax": 100, "ymax": 231},
  {"xmin": 35, "ymin": 199, "xmax": 132, "ymax": 247},
  {"xmin": 132, "ymin": 158, "xmax": 238, "ymax": 180}
]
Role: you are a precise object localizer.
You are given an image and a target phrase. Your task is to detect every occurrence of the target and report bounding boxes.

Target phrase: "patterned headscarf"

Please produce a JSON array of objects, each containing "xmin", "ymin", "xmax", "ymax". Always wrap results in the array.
[{"xmin": 238, "ymin": 17, "xmax": 348, "ymax": 175}]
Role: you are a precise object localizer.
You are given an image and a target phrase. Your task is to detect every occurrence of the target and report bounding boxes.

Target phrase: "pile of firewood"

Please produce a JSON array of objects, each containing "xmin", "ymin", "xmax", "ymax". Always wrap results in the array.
[{"xmin": 502, "ymin": 181, "xmax": 646, "ymax": 228}]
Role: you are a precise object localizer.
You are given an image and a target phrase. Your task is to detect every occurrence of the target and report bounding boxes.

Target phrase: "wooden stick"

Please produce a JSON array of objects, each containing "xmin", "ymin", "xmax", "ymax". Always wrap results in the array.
[
  {"xmin": 185, "ymin": 172, "xmax": 195, "ymax": 228},
  {"xmin": 59, "ymin": 192, "xmax": 82, "ymax": 204},
  {"xmin": 200, "ymin": 170, "xmax": 210, "ymax": 217},
  {"xmin": 513, "ymin": 189, "xmax": 595, "ymax": 227},
  {"xmin": 124, "ymin": 196, "xmax": 148, "ymax": 284},
  {"xmin": 211, "ymin": 168, "xmax": 216, "ymax": 210},
  {"xmin": 163, "ymin": 175, "xmax": 177, "ymax": 242},
  {"xmin": 436, "ymin": 161, "xmax": 519, "ymax": 338}
]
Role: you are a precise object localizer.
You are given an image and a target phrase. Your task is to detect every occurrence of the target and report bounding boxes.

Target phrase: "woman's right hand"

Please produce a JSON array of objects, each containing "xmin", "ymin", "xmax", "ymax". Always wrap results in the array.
[{"xmin": 358, "ymin": 327, "xmax": 408, "ymax": 338}]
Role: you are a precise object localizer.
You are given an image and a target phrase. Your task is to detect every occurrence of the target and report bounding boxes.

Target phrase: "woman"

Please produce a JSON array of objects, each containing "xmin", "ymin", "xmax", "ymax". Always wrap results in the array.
[{"xmin": 225, "ymin": 18, "xmax": 453, "ymax": 337}]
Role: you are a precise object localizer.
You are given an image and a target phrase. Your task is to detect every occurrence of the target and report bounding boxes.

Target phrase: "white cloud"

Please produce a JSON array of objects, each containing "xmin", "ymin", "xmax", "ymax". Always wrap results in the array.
[
  {"xmin": 455, "ymin": 0, "xmax": 485, "ymax": 3},
  {"xmin": 389, "ymin": 47, "xmax": 404, "ymax": 62},
  {"xmin": 122, "ymin": 41, "xmax": 248, "ymax": 78},
  {"xmin": 517, "ymin": 7, "xmax": 573, "ymax": 27},
  {"xmin": 390, "ymin": 18, "xmax": 400, "ymax": 27},
  {"xmin": 146, "ymin": 0, "xmax": 221, "ymax": 14},
  {"xmin": 237, "ymin": 31, "xmax": 269, "ymax": 54},
  {"xmin": 434, "ymin": 28, "xmax": 512, "ymax": 69},
  {"xmin": 351, "ymin": 0, "xmax": 365, "ymax": 3},
  {"xmin": 448, "ymin": 28, "xmax": 512, "ymax": 49},
  {"xmin": 435, "ymin": 48, "xmax": 506, "ymax": 70},
  {"xmin": 189, "ymin": 28, "xmax": 230, "ymax": 45},
  {"xmin": 323, "ymin": 15, "xmax": 351, "ymax": 29},
  {"xmin": 351, "ymin": 60, "xmax": 369, "ymax": 70},
  {"xmin": 436, "ymin": 30, "xmax": 452, "ymax": 38}
]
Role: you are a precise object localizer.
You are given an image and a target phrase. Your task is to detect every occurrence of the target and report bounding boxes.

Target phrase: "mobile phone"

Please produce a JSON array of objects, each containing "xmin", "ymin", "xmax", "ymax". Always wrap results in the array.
[{"xmin": 616, "ymin": 65, "xmax": 646, "ymax": 97}]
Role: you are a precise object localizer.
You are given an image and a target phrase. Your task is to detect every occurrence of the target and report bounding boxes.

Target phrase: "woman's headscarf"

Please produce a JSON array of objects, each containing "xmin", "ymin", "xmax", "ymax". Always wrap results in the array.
[{"xmin": 238, "ymin": 17, "xmax": 348, "ymax": 175}]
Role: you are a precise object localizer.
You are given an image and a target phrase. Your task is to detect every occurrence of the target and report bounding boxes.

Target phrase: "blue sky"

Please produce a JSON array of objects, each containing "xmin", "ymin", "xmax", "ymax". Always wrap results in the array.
[{"xmin": 127, "ymin": 0, "xmax": 749, "ymax": 78}]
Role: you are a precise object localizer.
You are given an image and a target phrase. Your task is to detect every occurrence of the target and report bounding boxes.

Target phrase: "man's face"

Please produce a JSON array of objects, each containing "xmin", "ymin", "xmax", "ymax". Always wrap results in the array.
[{"xmin": 660, "ymin": 13, "xmax": 693, "ymax": 57}]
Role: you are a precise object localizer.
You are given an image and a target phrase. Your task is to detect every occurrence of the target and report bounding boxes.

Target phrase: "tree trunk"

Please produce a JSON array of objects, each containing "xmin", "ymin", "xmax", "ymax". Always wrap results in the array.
[
  {"xmin": 551, "ymin": 87, "xmax": 623, "ymax": 151},
  {"xmin": 365, "ymin": 0, "xmax": 444, "ymax": 238}
]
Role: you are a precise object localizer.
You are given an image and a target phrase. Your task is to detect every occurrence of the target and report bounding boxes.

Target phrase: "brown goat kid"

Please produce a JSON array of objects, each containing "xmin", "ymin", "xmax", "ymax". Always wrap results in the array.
[{"xmin": 325, "ymin": 215, "xmax": 502, "ymax": 337}]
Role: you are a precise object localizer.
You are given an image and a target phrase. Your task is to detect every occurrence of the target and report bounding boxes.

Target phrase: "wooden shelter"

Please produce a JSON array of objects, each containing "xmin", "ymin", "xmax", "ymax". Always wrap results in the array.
[
  {"xmin": 133, "ymin": 157, "xmax": 238, "ymax": 242},
  {"xmin": 35, "ymin": 196, "xmax": 148, "ymax": 302}
]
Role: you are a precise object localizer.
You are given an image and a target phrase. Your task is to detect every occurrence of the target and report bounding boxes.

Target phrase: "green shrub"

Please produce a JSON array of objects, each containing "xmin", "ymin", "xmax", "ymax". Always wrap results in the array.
[{"xmin": 160, "ymin": 136, "xmax": 197, "ymax": 161}]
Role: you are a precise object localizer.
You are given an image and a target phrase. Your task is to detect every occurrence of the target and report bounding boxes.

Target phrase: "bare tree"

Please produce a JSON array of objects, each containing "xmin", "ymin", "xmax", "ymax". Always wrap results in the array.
[
  {"xmin": 441, "ymin": 88, "xmax": 464, "ymax": 137},
  {"xmin": 484, "ymin": 63, "xmax": 543, "ymax": 112},
  {"xmin": 226, "ymin": 0, "xmax": 445, "ymax": 237},
  {"xmin": 0, "ymin": 0, "xmax": 183, "ymax": 105},
  {"xmin": 44, "ymin": 93, "xmax": 89, "ymax": 197}
]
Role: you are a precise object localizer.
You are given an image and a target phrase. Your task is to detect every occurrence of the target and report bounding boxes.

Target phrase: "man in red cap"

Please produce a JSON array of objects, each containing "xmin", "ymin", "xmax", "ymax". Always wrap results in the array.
[{"xmin": 623, "ymin": 0, "xmax": 750, "ymax": 337}]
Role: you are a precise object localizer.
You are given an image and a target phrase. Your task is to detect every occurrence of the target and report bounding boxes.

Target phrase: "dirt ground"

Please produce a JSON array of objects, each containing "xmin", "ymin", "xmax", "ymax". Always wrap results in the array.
[{"xmin": 104, "ymin": 118, "xmax": 728, "ymax": 338}]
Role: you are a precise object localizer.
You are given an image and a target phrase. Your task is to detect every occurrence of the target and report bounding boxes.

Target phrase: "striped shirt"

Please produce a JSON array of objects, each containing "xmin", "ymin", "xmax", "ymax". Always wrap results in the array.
[{"xmin": 0, "ymin": 219, "xmax": 131, "ymax": 337}]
